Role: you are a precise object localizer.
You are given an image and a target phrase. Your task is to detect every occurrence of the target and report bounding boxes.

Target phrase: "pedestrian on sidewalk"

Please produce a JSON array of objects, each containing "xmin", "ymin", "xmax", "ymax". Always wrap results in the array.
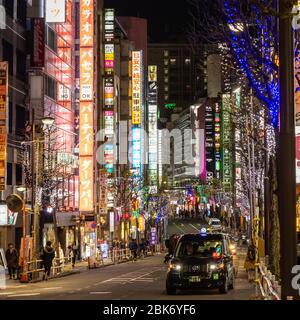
[
  {"xmin": 41, "ymin": 241, "xmax": 55, "ymax": 281},
  {"xmin": 5, "ymin": 243, "xmax": 18, "ymax": 280},
  {"xmin": 66, "ymin": 245, "xmax": 74, "ymax": 267},
  {"xmin": 244, "ymin": 243, "xmax": 256, "ymax": 282},
  {"xmin": 71, "ymin": 242, "xmax": 78, "ymax": 267},
  {"xmin": 129, "ymin": 239, "xmax": 138, "ymax": 261}
]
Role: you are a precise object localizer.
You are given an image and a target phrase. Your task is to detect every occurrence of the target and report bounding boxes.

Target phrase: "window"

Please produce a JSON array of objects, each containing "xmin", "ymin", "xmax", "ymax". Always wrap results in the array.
[
  {"xmin": 164, "ymin": 59, "xmax": 169, "ymax": 66},
  {"xmin": 6, "ymin": 163, "xmax": 12, "ymax": 186},
  {"xmin": 45, "ymin": 75, "xmax": 57, "ymax": 99},
  {"xmin": 4, "ymin": 0, "xmax": 14, "ymax": 18},
  {"xmin": 185, "ymin": 58, "xmax": 191, "ymax": 65},
  {"xmin": 8, "ymin": 102, "xmax": 13, "ymax": 133},
  {"xmin": 2, "ymin": 40, "xmax": 14, "ymax": 75},
  {"xmin": 164, "ymin": 77, "xmax": 168, "ymax": 83},
  {"xmin": 170, "ymin": 58, "xmax": 176, "ymax": 65},
  {"xmin": 164, "ymin": 50, "xmax": 169, "ymax": 57},
  {"xmin": 164, "ymin": 95, "xmax": 169, "ymax": 101},
  {"xmin": 16, "ymin": 164, "xmax": 23, "ymax": 185},
  {"xmin": 164, "ymin": 68, "xmax": 168, "ymax": 75},
  {"xmin": 15, "ymin": 105, "xmax": 26, "ymax": 137},
  {"xmin": 46, "ymin": 26, "xmax": 57, "ymax": 52},
  {"xmin": 16, "ymin": 49, "xmax": 27, "ymax": 81},
  {"xmin": 17, "ymin": 0, "xmax": 27, "ymax": 27},
  {"xmin": 164, "ymin": 85, "xmax": 168, "ymax": 92}
]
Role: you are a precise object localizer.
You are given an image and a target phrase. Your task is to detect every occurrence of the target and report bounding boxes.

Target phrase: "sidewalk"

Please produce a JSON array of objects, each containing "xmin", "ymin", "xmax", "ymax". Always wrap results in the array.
[{"xmin": 234, "ymin": 246, "xmax": 258, "ymax": 300}]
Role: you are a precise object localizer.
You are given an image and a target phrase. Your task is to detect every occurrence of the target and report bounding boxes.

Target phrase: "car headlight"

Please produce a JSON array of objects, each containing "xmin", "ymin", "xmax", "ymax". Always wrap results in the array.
[
  {"xmin": 210, "ymin": 263, "xmax": 224, "ymax": 271},
  {"xmin": 169, "ymin": 263, "xmax": 182, "ymax": 271}
]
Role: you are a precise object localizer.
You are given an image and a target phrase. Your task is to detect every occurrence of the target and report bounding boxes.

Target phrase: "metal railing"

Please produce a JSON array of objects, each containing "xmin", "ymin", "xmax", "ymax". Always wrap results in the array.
[
  {"xmin": 257, "ymin": 262, "xmax": 281, "ymax": 300},
  {"xmin": 24, "ymin": 256, "xmax": 74, "ymax": 281}
]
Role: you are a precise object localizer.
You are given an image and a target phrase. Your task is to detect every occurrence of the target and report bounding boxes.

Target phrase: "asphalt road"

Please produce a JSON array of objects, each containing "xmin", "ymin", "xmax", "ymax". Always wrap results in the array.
[{"xmin": 0, "ymin": 250, "xmax": 256, "ymax": 300}]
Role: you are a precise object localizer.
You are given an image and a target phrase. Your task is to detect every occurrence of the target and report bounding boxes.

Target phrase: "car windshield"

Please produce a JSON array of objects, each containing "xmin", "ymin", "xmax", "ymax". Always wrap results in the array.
[
  {"xmin": 175, "ymin": 240, "xmax": 223, "ymax": 258},
  {"xmin": 211, "ymin": 221, "xmax": 220, "ymax": 225}
]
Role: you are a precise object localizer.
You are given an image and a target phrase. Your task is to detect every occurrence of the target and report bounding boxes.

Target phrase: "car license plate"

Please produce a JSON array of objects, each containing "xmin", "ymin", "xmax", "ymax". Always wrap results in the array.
[{"xmin": 189, "ymin": 276, "xmax": 201, "ymax": 282}]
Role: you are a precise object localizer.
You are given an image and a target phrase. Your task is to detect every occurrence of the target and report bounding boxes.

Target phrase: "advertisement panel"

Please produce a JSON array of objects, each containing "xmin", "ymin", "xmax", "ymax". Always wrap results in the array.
[
  {"xmin": 31, "ymin": 18, "xmax": 45, "ymax": 68},
  {"xmin": 45, "ymin": 0, "xmax": 66, "ymax": 23},
  {"xmin": 205, "ymin": 104, "xmax": 214, "ymax": 182},
  {"xmin": 148, "ymin": 66, "xmax": 158, "ymax": 191},
  {"xmin": 80, "ymin": 47, "xmax": 93, "ymax": 101},
  {"xmin": 79, "ymin": 0, "xmax": 94, "ymax": 212},
  {"xmin": 222, "ymin": 94, "xmax": 233, "ymax": 191},
  {"xmin": 79, "ymin": 157, "xmax": 94, "ymax": 212},
  {"xmin": 132, "ymin": 51, "xmax": 141, "ymax": 125},
  {"xmin": 0, "ymin": 62, "xmax": 7, "ymax": 191}
]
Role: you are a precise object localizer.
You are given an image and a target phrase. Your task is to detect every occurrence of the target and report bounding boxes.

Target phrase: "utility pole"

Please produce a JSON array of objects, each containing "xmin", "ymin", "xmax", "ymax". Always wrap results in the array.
[{"xmin": 278, "ymin": 0, "xmax": 298, "ymax": 300}]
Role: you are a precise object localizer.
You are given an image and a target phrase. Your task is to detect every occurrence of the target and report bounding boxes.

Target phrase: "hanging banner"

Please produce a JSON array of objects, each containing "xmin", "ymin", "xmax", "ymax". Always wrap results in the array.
[
  {"xmin": 0, "ymin": 62, "xmax": 7, "ymax": 191},
  {"xmin": 45, "ymin": 0, "xmax": 66, "ymax": 23}
]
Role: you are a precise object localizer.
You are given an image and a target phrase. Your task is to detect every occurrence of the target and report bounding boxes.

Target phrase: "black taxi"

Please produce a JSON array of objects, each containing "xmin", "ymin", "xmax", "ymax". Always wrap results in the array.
[{"xmin": 166, "ymin": 231, "xmax": 235, "ymax": 295}]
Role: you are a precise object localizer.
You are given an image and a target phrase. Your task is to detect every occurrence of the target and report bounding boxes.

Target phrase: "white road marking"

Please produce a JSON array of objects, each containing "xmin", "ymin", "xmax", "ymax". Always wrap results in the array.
[
  {"xmin": 41, "ymin": 287, "xmax": 62, "ymax": 291},
  {"xmin": 7, "ymin": 293, "xmax": 41, "ymax": 298},
  {"xmin": 0, "ymin": 292, "xmax": 16, "ymax": 295},
  {"xmin": 189, "ymin": 224, "xmax": 200, "ymax": 232},
  {"xmin": 89, "ymin": 292, "xmax": 112, "ymax": 295}
]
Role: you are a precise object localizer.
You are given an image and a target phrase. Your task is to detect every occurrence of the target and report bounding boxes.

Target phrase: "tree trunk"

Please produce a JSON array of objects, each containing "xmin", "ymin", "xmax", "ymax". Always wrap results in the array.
[{"xmin": 269, "ymin": 155, "xmax": 280, "ymax": 279}]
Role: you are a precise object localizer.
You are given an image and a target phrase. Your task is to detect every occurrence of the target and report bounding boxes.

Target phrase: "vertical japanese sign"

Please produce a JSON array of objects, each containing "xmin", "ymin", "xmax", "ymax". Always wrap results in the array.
[
  {"xmin": 79, "ymin": 0, "xmax": 94, "ymax": 212},
  {"xmin": 31, "ymin": 18, "xmax": 45, "ymax": 68},
  {"xmin": 132, "ymin": 51, "xmax": 141, "ymax": 125},
  {"xmin": 0, "ymin": 62, "xmax": 7, "ymax": 191},
  {"xmin": 148, "ymin": 66, "xmax": 158, "ymax": 194},
  {"xmin": 214, "ymin": 103, "xmax": 221, "ymax": 179},
  {"xmin": 205, "ymin": 104, "xmax": 214, "ymax": 182},
  {"xmin": 103, "ymin": 9, "xmax": 115, "ymax": 175},
  {"xmin": 222, "ymin": 94, "xmax": 233, "ymax": 192},
  {"xmin": 45, "ymin": 0, "xmax": 66, "ymax": 23}
]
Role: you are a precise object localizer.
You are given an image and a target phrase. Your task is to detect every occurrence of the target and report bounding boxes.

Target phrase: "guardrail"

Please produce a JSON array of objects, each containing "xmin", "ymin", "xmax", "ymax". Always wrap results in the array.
[{"xmin": 256, "ymin": 262, "xmax": 281, "ymax": 300}]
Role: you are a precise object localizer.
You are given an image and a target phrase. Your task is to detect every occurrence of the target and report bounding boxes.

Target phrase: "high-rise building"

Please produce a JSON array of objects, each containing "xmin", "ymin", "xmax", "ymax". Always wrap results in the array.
[
  {"xmin": 148, "ymin": 42, "xmax": 206, "ymax": 124},
  {"xmin": 0, "ymin": 0, "xmax": 29, "ymax": 251}
]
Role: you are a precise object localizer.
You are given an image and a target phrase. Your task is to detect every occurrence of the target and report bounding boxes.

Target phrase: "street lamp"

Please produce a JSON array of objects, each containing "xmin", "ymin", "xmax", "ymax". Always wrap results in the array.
[{"xmin": 41, "ymin": 116, "xmax": 55, "ymax": 126}]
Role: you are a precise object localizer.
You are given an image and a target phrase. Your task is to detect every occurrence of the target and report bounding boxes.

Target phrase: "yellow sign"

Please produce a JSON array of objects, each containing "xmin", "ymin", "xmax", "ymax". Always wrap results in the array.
[
  {"xmin": 148, "ymin": 65, "xmax": 157, "ymax": 82},
  {"xmin": 132, "ymin": 51, "xmax": 141, "ymax": 125}
]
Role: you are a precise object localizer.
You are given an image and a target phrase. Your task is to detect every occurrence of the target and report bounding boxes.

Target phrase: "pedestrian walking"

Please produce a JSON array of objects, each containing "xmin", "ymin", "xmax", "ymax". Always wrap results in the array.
[
  {"xmin": 5, "ymin": 243, "xmax": 18, "ymax": 280},
  {"xmin": 41, "ymin": 241, "xmax": 55, "ymax": 280},
  {"xmin": 66, "ymin": 245, "xmax": 74, "ymax": 267},
  {"xmin": 71, "ymin": 242, "xmax": 78, "ymax": 267},
  {"xmin": 129, "ymin": 239, "xmax": 138, "ymax": 261}
]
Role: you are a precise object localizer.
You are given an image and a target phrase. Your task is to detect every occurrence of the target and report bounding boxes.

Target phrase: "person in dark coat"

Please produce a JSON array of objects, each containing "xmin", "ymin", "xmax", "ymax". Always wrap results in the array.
[
  {"xmin": 5, "ymin": 243, "xmax": 18, "ymax": 279},
  {"xmin": 41, "ymin": 241, "xmax": 55, "ymax": 280},
  {"xmin": 129, "ymin": 239, "xmax": 138, "ymax": 261}
]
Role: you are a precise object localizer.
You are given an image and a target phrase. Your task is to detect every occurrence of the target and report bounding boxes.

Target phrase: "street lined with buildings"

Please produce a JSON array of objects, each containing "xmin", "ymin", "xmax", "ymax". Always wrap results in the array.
[{"xmin": 0, "ymin": 251, "xmax": 256, "ymax": 300}]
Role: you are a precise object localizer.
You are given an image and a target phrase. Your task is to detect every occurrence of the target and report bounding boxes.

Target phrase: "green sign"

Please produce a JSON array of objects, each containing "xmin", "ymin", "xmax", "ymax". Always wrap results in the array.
[{"xmin": 164, "ymin": 103, "xmax": 176, "ymax": 110}]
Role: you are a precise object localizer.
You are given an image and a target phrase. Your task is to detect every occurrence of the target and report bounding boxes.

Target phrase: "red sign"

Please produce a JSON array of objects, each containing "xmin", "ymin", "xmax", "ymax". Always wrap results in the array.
[{"xmin": 31, "ymin": 18, "xmax": 45, "ymax": 68}]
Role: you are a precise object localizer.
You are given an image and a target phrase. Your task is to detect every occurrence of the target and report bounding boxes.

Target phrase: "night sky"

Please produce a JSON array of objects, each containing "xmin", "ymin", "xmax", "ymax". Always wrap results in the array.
[{"xmin": 104, "ymin": 0, "xmax": 190, "ymax": 42}]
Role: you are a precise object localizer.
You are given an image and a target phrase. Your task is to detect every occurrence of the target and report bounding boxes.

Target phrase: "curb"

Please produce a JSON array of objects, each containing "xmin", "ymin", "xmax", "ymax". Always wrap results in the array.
[{"xmin": 29, "ymin": 270, "xmax": 81, "ymax": 283}]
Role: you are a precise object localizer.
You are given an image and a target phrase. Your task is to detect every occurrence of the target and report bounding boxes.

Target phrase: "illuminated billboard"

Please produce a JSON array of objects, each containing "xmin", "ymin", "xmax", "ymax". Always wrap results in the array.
[
  {"xmin": 45, "ymin": 0, "xmax": 66, "ymax": 23},
  {"xmin": 222, "ymin": 94, "xmax": 233, "ymax": 192},
  {"xmin": 79, "ymin": 0, "xmax": 94, "ymax": 212},
  {"xmin": 132, "ymin": 51, "xmax": 141, "ymax": 125},
  {"xmin": 148, "ymin": 66, "xmax": 158, "ymax": 192},
  {"xmin": 132, "ymin": 127, "xmax": 141, "ymax": 170},
  {"xmin": 0, "ymin": 61, "xmax": 7, "ymax": 191}
]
